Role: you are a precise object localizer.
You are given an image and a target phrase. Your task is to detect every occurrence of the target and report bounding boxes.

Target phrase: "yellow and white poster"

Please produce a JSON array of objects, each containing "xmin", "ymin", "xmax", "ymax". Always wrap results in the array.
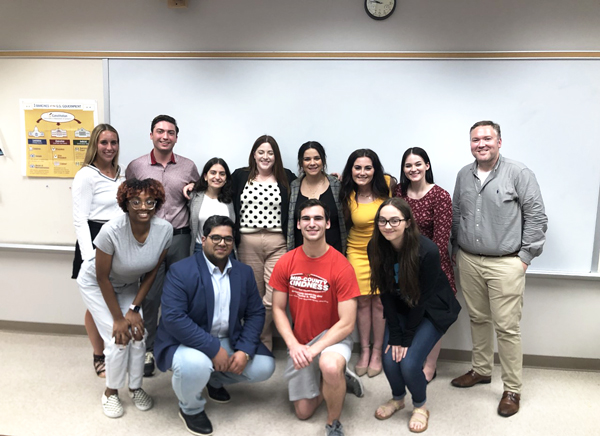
[{"xmin": 21, "ymin": 99, "xmax": 98, "ymax": 178}]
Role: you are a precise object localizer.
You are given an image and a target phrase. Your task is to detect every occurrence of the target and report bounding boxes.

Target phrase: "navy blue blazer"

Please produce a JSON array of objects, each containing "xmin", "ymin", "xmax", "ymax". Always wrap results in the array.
[{"xmin": 154, "ymin": 251, "xmax": 271, "ymax": 372}]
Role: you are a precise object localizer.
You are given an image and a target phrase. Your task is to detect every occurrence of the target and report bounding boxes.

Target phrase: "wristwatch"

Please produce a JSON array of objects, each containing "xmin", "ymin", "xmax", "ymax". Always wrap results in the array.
[{"xmin": 129, "ymin": 304, "xmax": 141, "ymax": 313}]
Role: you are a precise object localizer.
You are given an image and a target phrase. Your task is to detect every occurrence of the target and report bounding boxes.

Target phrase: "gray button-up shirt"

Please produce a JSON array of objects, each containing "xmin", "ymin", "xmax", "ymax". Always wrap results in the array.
[{"xmin": 451, "ymin": 155, "xmax": 548, "ymax": 265}]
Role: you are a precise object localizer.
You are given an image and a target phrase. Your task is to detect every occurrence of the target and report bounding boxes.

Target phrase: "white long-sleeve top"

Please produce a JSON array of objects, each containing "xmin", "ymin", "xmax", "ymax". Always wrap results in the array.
[{"xmin": 72, "ymin": 165, "xmax": 125, "ymax": 261}]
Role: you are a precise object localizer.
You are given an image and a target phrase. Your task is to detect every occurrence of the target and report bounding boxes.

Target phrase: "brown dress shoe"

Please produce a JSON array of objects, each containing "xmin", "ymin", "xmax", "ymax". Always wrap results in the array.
[
  {"xmin": 451, "ymin": 369, "xmax": 492, "ymax": 388},
  {"xmin": 498, "ymin": 391, "xmax": 520, "ymax": 417}
]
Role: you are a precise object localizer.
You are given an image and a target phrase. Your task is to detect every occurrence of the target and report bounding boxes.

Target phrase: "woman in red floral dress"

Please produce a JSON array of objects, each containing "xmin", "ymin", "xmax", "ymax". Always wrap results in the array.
[{"xmin": 394, "ymin": 147, "xmax": 456, "ymax": 383}]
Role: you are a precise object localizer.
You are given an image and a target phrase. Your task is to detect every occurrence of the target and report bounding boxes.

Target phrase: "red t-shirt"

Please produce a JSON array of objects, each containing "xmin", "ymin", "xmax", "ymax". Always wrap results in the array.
[{"xmin": 270, "ymin": 246, "xmax": 360, "ymax": 345}]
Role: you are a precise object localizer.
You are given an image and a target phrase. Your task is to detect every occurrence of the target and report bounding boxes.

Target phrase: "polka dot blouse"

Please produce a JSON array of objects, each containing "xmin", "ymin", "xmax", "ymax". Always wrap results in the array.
[{"xmin": 239, "ymin": 181, "xmax": 282, "ymax": 232}]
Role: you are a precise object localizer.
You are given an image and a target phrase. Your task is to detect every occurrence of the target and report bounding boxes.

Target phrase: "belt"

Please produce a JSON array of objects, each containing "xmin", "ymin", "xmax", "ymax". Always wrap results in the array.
[
  {"xmin": 173, "ymin": 226, "xmax": 191, "ymax": 236},
  {"xmin": 461, "ymin": 248, "xmax": 519, "ymax": 258},
  {"xmin": 486, "ymin": 251, "xmax": 519, "ymax": 258}
]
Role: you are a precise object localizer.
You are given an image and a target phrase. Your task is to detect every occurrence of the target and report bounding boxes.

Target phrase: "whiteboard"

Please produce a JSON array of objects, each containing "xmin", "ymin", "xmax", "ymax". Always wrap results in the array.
[{"xmin": 108, "ymin": 58, "xmax": 600, "ymax": 273}]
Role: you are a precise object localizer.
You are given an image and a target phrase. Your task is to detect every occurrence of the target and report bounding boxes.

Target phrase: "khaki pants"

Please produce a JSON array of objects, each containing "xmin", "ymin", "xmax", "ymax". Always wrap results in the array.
[
  {"xmin": 238, "ymin": 230, "xmax": 287, "ymax": 350},
  {"xmin": 457, "ymin": 249, "xmax": 526, "ymax": 394}
]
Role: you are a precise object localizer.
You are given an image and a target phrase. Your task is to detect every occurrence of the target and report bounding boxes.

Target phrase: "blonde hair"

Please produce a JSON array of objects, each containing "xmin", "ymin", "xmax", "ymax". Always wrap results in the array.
[{"xmin": 81, "ymin": 124, "xmax": 120, "ymax": 170}]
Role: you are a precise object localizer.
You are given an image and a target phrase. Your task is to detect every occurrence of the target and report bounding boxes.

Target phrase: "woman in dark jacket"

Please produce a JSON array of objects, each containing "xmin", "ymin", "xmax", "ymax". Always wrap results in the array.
[
  {"xmin": 367, "ymin": 197, "xmax": 460, "ymax": 432},
  {"xmin": 231, "ymin": 135, "xmax": 296, "ymax": 351}
]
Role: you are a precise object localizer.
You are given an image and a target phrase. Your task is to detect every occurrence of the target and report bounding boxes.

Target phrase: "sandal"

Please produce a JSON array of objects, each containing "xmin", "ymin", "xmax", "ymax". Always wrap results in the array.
[
  {"xmin": 409, "ymin": 407, "xmax": 429, "ymax": 433},
  {"xmin": 94, "ymin": 354, "xmax": 106, "ymax": 378},
  {"xmin": 374, "ymin": 398, "xmax": 405, "ymax": 420}
]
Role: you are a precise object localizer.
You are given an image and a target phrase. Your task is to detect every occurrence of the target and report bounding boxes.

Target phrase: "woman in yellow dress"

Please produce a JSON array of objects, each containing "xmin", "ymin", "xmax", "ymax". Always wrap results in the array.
[{"xmin": 340, "ymin": 149, "xmax": 392, "ymax": 378}]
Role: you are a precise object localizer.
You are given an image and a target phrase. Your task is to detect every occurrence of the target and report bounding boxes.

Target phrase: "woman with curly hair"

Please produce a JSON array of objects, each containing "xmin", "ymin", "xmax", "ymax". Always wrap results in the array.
[
  {"xmin": 368, "ymin": 198, "xmax": 460, "ymax": 431},
  {"xmin": 339, "ymin": 148, "xmax": 391, "ymax": 378},
  {"xmin": 77, "ymin": 178, "xmax": 173, "ymax": 418}
]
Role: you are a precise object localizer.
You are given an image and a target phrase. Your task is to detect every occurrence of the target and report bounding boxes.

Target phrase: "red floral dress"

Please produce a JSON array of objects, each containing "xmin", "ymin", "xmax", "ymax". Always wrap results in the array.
[{"xmin": 395, "ymin": 184, "xmax": 457, "ymax": 294}]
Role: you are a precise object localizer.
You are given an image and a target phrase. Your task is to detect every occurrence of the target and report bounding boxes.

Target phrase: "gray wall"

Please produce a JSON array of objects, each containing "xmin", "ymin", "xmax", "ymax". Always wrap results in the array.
[
  {"xmin": 1, "ymin": 0, "xmax": 600, "ymax": 52},
  {"xmin": 1, "ymin": 0, "xmax": 599, "ymax": 361}
]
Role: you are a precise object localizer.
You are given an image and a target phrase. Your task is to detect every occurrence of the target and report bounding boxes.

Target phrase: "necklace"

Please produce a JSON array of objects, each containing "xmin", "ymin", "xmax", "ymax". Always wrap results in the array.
[{"xmin": 303, "ymin": 176, "xmax": 326, "ymax": 198}]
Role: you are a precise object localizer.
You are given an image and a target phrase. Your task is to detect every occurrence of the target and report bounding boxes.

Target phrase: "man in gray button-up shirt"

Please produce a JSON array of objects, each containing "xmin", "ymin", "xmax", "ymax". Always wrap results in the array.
[{"xmin": 449, "ymin": 120, "xmax": 547, "ymax": 418}]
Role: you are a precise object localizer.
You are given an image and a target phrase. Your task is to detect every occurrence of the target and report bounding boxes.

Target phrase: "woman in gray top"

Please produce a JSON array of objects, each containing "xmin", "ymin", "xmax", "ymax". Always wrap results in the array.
[
  {"xmin": 287, "ymin": 141, "xmax": 347, "ymax": 254},
  {"xmin": 187, "ymin": 157, "xmax": 236, "ymax": 255},
  {"xmin": 78, "ymin": 178, "xmax": 173, "ymax": 419}
]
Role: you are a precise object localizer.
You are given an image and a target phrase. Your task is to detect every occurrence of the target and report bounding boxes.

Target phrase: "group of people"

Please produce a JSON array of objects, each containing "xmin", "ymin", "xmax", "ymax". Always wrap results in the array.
[{"xmin": 71, "ymin": 115, "xmax": 547, "ymax": 435}]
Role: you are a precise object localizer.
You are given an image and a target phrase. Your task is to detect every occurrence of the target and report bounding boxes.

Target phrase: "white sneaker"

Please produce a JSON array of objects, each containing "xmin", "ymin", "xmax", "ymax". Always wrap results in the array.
[
  {"xmin": 129, "ymin": 388, "xmax": 153, "ymax": 411},
  {"xmin": 102, "ymin": 393, "xmax": 124, "ymax": 418}
]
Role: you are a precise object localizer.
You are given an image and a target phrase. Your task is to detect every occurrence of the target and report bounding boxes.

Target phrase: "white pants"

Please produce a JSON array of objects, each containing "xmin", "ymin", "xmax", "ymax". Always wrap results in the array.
[{"xmin": 79, "ymin": 281, "xmax": 146, "ymax": 390}]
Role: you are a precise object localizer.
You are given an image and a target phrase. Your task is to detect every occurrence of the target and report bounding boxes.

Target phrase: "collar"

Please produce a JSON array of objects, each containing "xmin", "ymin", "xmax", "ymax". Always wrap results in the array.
[
  {"xmin": 202, "ymin": 251, "xmax": 232, "ymax": 276},
  {"xmin": 470, "ymin": 154, "xmax": 503, "ymax": 174},
  {"xmin": 150, "ymin": 149, "xmax": 176, "ymax": 165}
]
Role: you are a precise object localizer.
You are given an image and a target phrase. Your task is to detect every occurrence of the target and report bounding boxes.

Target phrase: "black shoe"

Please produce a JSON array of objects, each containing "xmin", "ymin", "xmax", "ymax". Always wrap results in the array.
[
  {"xmin": 206, "ymin": 384, "xmax": 231, "ymax": 403},
  {"xmin": 179, "ymin": 409, "xmax": 213, "ymax": 436},
  {"xmin": 144, "ymin": 351, "xmax": 155, "ymax": 377},
  {"xmin": 427, "ymin": 370, "xmax": 437, "ymax": 385}
]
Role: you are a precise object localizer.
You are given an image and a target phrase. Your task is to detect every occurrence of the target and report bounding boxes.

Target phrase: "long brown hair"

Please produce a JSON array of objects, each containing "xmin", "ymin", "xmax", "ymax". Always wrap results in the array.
[
  {"xmin": 339, "ymin": 148, "xmax": 389, "ymax": 227},
  {"xmin": 367, "ymin": 197, "xmax": 421, "ymax": 306},
  {"xmin": 81, "ymin": 124, "xmax": 120, "ymax": 171},
  {"xmin": 245, "ymin": 135, "xmax": 289, "ymax": 193}
]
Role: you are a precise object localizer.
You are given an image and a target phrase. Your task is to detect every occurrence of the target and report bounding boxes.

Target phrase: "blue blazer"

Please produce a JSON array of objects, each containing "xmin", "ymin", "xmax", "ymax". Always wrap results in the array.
[{"xmin": 154, "ymin": 251, "xmax": 272, "ymax": 372}]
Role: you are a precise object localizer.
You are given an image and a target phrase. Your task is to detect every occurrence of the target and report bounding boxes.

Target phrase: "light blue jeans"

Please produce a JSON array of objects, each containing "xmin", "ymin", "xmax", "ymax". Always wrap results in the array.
[{"xmin": 171, "ymin": 338, "xmax": 275, "ymax": 415}]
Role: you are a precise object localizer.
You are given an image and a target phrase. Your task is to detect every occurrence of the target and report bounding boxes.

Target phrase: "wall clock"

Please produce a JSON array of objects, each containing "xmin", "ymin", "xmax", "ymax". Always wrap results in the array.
[{"xmin": 365, "ymin": 0, "xmax": 396, "ymax": 20}]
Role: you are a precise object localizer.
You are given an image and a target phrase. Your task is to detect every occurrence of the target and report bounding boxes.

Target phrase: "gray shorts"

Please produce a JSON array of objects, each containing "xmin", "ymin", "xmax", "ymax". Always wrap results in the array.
[{"xmin": 283, "ymin": 330, "xmax": 353, "ymax": 401}]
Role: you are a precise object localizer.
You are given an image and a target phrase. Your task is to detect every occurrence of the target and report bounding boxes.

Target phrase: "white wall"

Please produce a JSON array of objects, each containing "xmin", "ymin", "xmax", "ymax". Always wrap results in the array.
[{"xmin": 1, "ymin": 0, "xmax": 599, "ymax": 361}]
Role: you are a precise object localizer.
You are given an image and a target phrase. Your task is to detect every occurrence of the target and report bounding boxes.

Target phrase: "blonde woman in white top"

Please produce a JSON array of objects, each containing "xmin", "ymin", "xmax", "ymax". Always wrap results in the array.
[{"xmin": 72, "ymin": 123, "xmax": 124, "ymax": 377}]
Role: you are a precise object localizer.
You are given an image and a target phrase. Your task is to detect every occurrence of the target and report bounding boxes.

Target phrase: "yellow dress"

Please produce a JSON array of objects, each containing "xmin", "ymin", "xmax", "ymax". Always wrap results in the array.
[{"xmin": 346, "ymin": 195, "xmax": 387, "ymax": 296}]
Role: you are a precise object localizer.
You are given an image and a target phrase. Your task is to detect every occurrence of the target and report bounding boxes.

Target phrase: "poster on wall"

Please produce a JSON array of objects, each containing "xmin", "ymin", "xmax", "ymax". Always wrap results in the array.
[{"xmin": 20, "ymin": 99, "xmax": 98, "ymax": 178}]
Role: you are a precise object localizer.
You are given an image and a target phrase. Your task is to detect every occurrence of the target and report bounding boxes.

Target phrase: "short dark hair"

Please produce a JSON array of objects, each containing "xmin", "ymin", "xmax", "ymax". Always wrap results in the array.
[
  {"xmin": 151, "ymin": 114, "xmax": 179, "ymax": 135},
  {"xmin": 297, "ymin": 141, "xmax": 327, "ymax": 174},
  {"xmin": 297, "ymin": 198, "xmax": 330, "ymax": 222},
  {"xmin": 117, "ymin": 178, "xmax": 166, "ymax": 213},
  {"xmin": 470, "ymin": 120, "xmax": 501, "ymax": 139},
  {"xmin": 202, "ymin": 215, "xmax": 235, "ymax": 237}
]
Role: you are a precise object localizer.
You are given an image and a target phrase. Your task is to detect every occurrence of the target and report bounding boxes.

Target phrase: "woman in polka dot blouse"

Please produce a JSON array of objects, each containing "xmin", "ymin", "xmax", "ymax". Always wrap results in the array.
[{"xmin": 231, "ymin": 135, "xmax": 297, "ymax": 351}]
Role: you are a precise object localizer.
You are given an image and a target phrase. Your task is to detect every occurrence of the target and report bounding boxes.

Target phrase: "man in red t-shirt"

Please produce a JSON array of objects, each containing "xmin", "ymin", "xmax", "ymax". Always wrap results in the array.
[{"xmin": 271, "ymin": 199, "xmax": 363, "ymax": 436}]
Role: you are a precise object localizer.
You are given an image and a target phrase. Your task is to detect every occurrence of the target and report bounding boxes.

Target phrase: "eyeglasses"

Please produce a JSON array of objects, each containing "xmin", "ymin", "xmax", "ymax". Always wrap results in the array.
[
  {"xmin": 129, "ymin": 198, "xmax": 157, "ymax": 210},
  {"xmin": 208, "ymin": 235, "xmax": 234, "ymax": 245},
  {"xmin": 377, "ymin": 217, "xmax": 408, "ymax": 227}
]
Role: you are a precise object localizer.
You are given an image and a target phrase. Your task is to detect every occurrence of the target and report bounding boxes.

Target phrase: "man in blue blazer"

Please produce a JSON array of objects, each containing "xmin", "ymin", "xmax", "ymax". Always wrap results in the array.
[{"xmin": 155, "ymin": 215, "xmax": 275, "ymax": 436}]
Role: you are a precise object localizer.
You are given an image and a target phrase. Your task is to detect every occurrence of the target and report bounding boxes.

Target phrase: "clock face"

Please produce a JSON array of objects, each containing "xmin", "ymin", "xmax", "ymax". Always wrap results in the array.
[{"xmin": 365, "ymin": 0, "xmax": 396, "ymax": 20}]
